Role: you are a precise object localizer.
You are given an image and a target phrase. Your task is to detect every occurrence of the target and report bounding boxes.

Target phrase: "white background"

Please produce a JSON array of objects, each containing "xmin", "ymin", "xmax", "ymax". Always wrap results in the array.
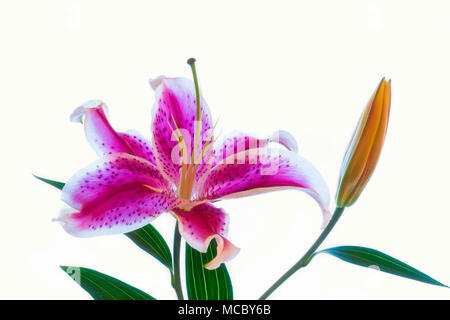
[{"xmin": 1, "ymin": 0, "xmax": 449, "ymax": 299}]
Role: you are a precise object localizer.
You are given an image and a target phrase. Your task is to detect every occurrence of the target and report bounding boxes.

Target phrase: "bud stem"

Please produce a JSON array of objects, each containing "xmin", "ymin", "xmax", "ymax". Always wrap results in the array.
[{"xmin": 258, "ymin": 206, "xmax": 345, "ymax": 300}]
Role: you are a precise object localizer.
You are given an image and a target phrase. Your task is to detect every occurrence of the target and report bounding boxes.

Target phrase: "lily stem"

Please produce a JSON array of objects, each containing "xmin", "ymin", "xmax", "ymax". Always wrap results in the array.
[
  {"xmin": 258, "ymin": 206, "xmax": 345, "ymax": 300},
  {"xmin": 172, "ymin": 222, "xmax": 184, "ymax": 300}
]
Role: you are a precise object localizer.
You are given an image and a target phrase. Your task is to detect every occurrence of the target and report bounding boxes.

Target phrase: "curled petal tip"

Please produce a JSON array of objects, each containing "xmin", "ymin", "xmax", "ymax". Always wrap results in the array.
[
  {"xmin": 204, "ymin": 237, "xmax": 240, "ymax": 270},
  {"xmin": 80, "ymin": 99, "xmax": 104, "ymax": 109},
  {"xmin": 148, "ymin": 75, "xmax": 166, "ymax": 90},
  {"xmin": 70, "ymin": 106, "xmax": 86, "ymax": 123},
  {"xmin": 204, "ymin": 249, "xmax": 240, "ymax": 270},
  {"xmin": 270, "ymin": 130, "xmax": 299, "ymax": 153},
  {"xmin": 70, "ymin": 100, "xmax": 108, "ymax": 123},
  {"xmin": 54, "ymin": 205, "xmax": 77, "ymax": 228}
]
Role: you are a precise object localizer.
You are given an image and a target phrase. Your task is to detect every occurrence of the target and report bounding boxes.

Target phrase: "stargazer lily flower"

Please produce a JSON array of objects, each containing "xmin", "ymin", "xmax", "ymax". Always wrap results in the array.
[{"xmin": 58, "ymin": 59, "xmax": 331, "ymax": 269}]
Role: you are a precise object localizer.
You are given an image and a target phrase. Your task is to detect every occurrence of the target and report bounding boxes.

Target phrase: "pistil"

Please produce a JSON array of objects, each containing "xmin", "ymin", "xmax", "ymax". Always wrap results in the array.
[{"xmin": 174, "ymin": 58, "xmax": 204, "ymax": 200}]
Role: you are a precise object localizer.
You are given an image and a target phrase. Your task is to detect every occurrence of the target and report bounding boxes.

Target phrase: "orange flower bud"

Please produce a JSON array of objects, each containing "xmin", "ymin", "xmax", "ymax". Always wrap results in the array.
[{"xmin": 336, "ymin": 78, "xmax": 391, "ymax": 207}]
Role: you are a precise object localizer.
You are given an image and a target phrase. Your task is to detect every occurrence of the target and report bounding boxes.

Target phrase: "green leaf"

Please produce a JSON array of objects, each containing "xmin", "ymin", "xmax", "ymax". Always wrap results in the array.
[
  {"xmin": 312, "ymin": 246, "xmax": 448, "ymax": 287},
  {"xmin": 60, "ymin": 266, "xmax": 156, "ymax": 300},
  {"xmin": 125, "ymin": 224, "xmax": 173, "ymax": 271},
  {"xmin": 185, "ymin": 240, "xmax": 233, "ymax": 300},
  {"xmin": 33, "ymin": 174, "xmax": 65, "ymax": 190},
  {"xmin": 35, "ymin": 175, "xmax": 173, "ymax": 271}
]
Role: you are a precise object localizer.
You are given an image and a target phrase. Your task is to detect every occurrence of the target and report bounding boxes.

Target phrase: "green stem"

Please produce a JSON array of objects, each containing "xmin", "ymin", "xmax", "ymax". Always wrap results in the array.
[
  {"xmin": 258, "ymin": 207, "xmax": 345, "ymax": 300},
  {"xmin": 172, "ymin": 222, "xmax": 184, "ymax": 300}
]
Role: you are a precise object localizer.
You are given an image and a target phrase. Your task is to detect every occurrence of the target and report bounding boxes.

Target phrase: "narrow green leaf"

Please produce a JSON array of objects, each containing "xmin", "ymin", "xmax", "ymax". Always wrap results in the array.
[
  {"xmin": 60, "ymin": 266, "xmax": 156, "ymax": 300},
  {"xmin": 313, "ymin": 246, "xmax": 448, "ymax": 287},
  {"xmin": 35, "ymin": 175, "xmax": 173, "ymax": 271},
  {"xmin": 33, "ymin": 174, "xmax": 65, "ymax": 190},
  {"xmin": 125, "ymin": 224, "xmax": 173, "ymax": 271},
  {"xmin": 185, "ymin": 240, "xmax": 233, "ymax": 300}
]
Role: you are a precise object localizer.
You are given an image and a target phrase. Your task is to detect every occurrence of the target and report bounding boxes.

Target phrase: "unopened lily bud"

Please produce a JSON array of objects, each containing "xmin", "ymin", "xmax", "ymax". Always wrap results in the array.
[{"xmin": 336, "ymin": 78, "xmax": 391, "ymax": 207}]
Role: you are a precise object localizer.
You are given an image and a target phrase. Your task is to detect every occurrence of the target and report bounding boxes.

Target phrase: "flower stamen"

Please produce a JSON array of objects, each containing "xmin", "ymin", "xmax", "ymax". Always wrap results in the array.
[{"xmin": 168, "ymin": 116, "xmax": 190, "ymax": 198}]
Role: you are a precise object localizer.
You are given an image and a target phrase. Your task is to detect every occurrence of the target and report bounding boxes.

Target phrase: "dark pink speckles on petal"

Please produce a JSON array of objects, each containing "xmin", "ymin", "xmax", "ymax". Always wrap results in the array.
[
  {"xmin": 58, "ymin": 185, "xmax": 180, "ymax": 237},
  {"xmin": 83, "ymin": 105, "xmax": 134, "ymax": 157},
  {"xmin": 73, "ymin": 101, "xmax": 159, "ymax": 164},
  {"xmin": 119, "ymin": 130, "xmax": 158, "ymax": 166},
  {"xmin": 61, "ymin": 153, "xmax": 170, "ymax": 211},
  {"xmin": 198, "ymin": 148, "xmax": 331, "ymax": 225},
  {"xmin": 211, "ymin": 131, "xmax": 271, "ymax": 168}
]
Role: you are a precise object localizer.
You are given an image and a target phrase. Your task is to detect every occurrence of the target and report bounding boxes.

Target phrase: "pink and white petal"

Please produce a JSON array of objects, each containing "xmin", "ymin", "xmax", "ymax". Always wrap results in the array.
[
  {"xmin": 198, "ymin": 148, "xmax": 331, "ymax": 228},
  {"xmin": 61, "ymin": 153, "xmax": 170, "ymax": 211},
  {"xmin": 270, "ymin": 130, "xmax": 299, "ymax": 153},
  {"xmin": 70, "ymin": 99, "xmax": 110, "ymax": 123},
  {"xmin": 203, "ymin": 237, "xmax": 240, "ymax": 270},
  {"xmin": 195, "ymin": 130, "xmax": 300, "ymax": 189},
  {"xmin": 151, "ymin": 77, "xmax": 214, "ymax": 185},
  {"xmin": 57, "ymin": 186, "xmax": 179, "ymax": 237},
  {"xmin": 72, "ymin": 101, "xmax": 158, "ymax": 164},
  {"xmin": 149, "ymin": 75, "xmax": 166, "ymax": 90},
  {"xmin": 172, "ymin": 203, "xmax": 240, "ymax": 269},
  {"xmin": 212, "ymin": 131, "xmax": 270, "ymax": 166},
  {"xmin": 211, "ymin": 130, "xmax": 299, "ymax": 167},
  {"xmin": 119, "ymin": 130, "xmax": 157, "ymax": 165},
  {"xmin": 71, "ymin": 100, "xmax": 134, "ymax": 157}
]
